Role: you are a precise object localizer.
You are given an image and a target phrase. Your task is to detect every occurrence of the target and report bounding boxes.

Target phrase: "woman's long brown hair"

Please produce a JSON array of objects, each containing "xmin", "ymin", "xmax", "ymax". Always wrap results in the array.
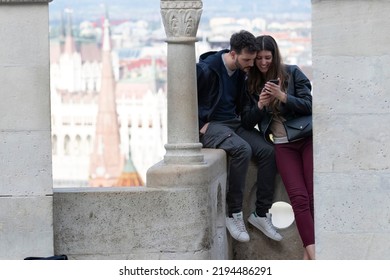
[{"xmin": 247, "ymin": 35, "xmax": 288, "ymax": 115}]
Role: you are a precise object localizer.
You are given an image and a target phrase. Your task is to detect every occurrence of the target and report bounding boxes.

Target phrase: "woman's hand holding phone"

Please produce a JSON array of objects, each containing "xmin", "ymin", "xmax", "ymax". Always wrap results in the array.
[
  {"xmin": 268, "ymin": 79, "xmax": 279, "ymax": 85},
  {"xmin": 258, "ymin": 87, "xmax": 274, "ymax": 110},
  {"xmin": 265, "ymin": 78, "xmax": 287, "ymax": 103}
]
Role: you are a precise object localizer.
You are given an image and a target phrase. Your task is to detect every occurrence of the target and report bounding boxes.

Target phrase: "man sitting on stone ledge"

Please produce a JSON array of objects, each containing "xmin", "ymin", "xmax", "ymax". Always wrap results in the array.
[{"xmin": 196, "ymin": 30, "xmax": 282, "ymax": 242}]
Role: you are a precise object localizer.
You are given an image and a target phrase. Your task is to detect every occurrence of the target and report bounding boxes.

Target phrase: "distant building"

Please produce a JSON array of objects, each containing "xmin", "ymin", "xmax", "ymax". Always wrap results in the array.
[
  {"xmin": 88, "ymin": 16, "xmax": 123, "ymax": 187},
  {"xmin": 50, "ymin": 11, "xmax": 167, "ymax": 187},
  {"xmin": 117, "ymin": 149, "xmax": 144, "ymax": 187},
  {"xmin": 50, "ymin": 10, "xmax": 102, "ymax": 94}
]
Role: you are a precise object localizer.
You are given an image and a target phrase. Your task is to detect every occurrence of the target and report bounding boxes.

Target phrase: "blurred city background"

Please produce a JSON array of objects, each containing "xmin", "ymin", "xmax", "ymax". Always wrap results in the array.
[{"xmin": 48, "ymin": 0, "xmax": 312, "ymax": 188}]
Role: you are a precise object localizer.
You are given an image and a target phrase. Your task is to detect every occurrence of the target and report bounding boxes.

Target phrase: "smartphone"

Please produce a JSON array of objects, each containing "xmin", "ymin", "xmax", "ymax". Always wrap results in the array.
[{"xmin": 268, "ymin": 79, "xmax": 279, "ymax": 85}]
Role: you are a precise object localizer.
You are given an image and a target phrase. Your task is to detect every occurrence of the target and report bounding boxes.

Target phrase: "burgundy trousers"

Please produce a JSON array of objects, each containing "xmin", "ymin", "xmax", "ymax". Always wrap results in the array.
[{"xmin": 275, "ymin": 136, "xmax": 314, "ymax": 247}]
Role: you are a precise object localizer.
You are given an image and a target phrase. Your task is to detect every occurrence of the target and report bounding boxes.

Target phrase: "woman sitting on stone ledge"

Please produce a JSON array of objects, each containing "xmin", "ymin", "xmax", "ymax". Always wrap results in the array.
[{"xmin": 242, "ymin": 35, "xmax": 314, "ymax": 260}]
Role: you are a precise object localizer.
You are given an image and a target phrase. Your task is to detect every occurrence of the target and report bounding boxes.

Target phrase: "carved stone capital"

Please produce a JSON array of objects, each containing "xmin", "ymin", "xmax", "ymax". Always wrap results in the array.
[{"xmin": 160, "ymin": 0, "xmax": 203, "ymax": 39}]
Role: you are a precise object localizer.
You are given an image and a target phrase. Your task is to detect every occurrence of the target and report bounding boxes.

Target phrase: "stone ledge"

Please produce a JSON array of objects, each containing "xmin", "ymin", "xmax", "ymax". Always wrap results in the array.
[{"xmin": 53, "ymin": 185, "xmax": 224, "ymax": 259}]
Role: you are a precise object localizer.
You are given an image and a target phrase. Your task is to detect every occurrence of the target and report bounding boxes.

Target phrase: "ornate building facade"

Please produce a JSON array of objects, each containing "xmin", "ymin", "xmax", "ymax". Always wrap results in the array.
[{"xmin": 50, "ymin": 12, "xmax": 168, "ymax": 187}]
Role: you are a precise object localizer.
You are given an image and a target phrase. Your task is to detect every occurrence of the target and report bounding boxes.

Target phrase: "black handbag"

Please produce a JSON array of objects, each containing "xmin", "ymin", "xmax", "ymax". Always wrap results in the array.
[{"xmin": 283, "ymin": 115, "xmax": 312, "ymax": 142}]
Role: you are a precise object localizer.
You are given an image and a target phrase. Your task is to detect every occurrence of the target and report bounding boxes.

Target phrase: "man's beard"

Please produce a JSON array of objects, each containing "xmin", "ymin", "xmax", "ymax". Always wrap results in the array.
[{"xmin": 235, "ymin": 59, "xmax": 249, "ymax": 73}]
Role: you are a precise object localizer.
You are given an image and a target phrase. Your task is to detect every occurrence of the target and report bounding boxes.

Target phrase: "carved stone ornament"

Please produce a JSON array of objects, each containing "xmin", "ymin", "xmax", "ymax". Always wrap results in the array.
[{"xmin": 160, "ymin": 0, "xmax": 203, "ymax": 39}]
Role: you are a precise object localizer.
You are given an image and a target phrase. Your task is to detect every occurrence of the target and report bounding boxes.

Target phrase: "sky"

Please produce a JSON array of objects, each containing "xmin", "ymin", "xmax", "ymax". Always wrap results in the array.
[{"xmin": 48, "ymin": 0, "xmax": 311, "ymax": 24}]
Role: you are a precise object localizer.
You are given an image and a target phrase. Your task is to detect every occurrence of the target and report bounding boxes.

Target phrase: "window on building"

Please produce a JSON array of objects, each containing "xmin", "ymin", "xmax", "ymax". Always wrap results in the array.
[
  {"xmin": 52, "ymin": 135, "xmax": 57, "ymax": 155},
  {"xmin": 64, "ymin": 135, "xmax": 71, "ymax": 155},
  {"xmin": 75, "ymin": 135, "xmax": 81, "ymax": 156}
]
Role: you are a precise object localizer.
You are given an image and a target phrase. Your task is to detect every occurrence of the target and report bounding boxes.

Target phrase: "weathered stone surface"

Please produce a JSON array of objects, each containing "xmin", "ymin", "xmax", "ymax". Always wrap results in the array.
[{"xmin": 313, "ymin": 0, "xmax": 390, "ymax": 259}]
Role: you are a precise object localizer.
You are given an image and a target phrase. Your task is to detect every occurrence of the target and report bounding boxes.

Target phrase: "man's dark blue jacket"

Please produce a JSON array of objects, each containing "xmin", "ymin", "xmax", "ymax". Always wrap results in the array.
[{"xmin": 196, "ymin": 50, "xmax": 247, "ymax": 130}]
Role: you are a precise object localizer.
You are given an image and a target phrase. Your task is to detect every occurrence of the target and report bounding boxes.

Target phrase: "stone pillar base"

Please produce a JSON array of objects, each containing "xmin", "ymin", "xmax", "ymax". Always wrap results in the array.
[{"xmin": 164, "ymin": 142, "xmax": 204, "ymax": 164}]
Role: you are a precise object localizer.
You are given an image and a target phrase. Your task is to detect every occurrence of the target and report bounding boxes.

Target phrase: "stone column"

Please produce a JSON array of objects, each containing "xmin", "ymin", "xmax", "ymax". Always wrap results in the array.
[
  {"xmin": 312, "ymin": 0, "xmax": 390, "ymax": 259},
  {"xmin": 160, "ymin": 0, "xmax": 204, "ymax": 164},
  {"xmin": 145, "ymin": 1, "xmax": 228, "ymax": 259},
  {"xmin": 0, "ymin": 0, "xmax": 53, "ymax": 259}
]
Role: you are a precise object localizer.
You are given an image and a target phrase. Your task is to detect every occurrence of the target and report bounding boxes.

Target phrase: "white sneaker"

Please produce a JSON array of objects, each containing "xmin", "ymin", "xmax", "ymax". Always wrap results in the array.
[
  {"xmin": 248, "ymin": 212, "xmax": 283, "ymax": 241},
  {"xmin": 226, "ymin": 212, "xmax": 250, "ymax": 242}
]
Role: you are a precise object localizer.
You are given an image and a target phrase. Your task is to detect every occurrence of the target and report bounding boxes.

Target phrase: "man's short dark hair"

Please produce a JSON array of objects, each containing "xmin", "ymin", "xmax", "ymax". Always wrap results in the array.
[{"xmin": 230, "ymin": 30, "xmax": 258, "ymax": 54}]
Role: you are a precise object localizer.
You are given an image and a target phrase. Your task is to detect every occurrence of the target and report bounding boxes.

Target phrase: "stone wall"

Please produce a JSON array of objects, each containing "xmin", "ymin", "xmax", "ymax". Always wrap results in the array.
[
  {"xmin": 53, "ymin": 149, "xmax": 229, "ymax": 260},
  {"xmin": 0, "ymin": 0, "xmax": 53, "ymax": 260},
  {"xmin": 312, "ymin": 0, "xmax": 390, "ymax": 259}
]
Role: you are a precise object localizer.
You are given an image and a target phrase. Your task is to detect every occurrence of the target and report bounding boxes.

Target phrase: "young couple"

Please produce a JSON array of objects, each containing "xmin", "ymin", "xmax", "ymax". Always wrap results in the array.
[{"xmin": 196, "ymin": 30, "xmax": 314, "ymax": 260}]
